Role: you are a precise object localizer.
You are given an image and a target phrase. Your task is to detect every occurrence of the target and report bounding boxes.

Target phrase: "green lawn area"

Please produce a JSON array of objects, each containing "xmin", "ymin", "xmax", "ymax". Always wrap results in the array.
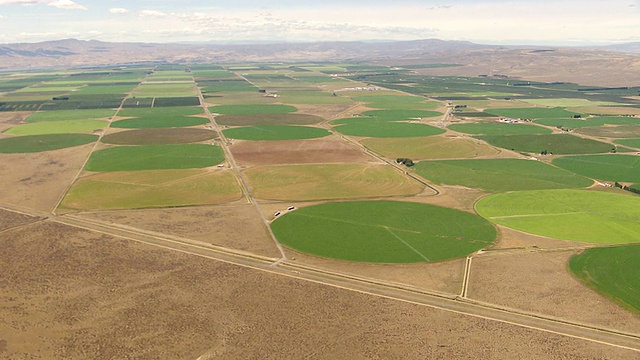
[
  {"xmin": 0, "ymin": 134, "xmax": 98, "ymax": 153},
  {"xmin": 4, "ymin": 120, "xmax": 108, "ymax": 135},
  {"xmin": 209, "ymin": 104, "xmax": 297, "ymax": 115},
  {"xmin": 552, "ymin": 154, "xmax": 640, "ymax": 182},
  {"xmin": 476, "ymin": 189, "xmax": 640, "ymax": 244},
  {"xmin": 569, "ymin": 245, "xmax": 640, "ymax": 313},
  {"xmin": 85, "ymin": 144, "xmax": 224, "ymax": 171},
  {"xmin": 222, "ymin": 125, "xmax": 330, "ymax": 141},
  {"xmin": 448, "ymin": 122, "xmax": 552, "ymax": 135},
  {"xmin": 271, "ymin": 200, "xmax": 496, "ymax": 263},
  {"xmin": 414, "ymin": 158, "xmax": 593, "ymax": 192},
  {"xmin": 478, "ymin": 134, "xmax": 614, "ymax": 154}
]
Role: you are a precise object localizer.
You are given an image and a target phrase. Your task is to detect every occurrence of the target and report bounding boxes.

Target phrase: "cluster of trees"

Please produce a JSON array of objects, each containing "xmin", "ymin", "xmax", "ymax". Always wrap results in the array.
[
  {"xmin": 396, "ymin": 158, "xmax": 414, "ymax": 167},
  {"xmin": 614, "ymin": 182, "xmax": 640, "ymax": 195}
]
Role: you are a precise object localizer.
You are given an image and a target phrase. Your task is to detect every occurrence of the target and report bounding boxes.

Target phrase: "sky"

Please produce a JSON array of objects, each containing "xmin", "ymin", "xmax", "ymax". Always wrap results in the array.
[{"xmin": 0, "ymin": 0, "xmax": 638, "ymax": 45}]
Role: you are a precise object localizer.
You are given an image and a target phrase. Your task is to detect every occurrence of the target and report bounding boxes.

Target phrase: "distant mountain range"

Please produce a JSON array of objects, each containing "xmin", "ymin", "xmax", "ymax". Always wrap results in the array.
[
  {"xmin": 0, "ymin": 38, "xmax": 491, "ymax": 70},
  {"xmin": 1, "ymin": 38, "xmax": 640, "ymax": 86}
]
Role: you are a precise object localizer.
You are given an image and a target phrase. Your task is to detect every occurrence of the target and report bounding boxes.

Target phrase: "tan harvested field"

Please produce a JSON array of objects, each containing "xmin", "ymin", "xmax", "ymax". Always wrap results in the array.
[
  {"xmin": 1, "ymin": 220, "xmax": 638, "ymax": 359},
  {"xmin": 361, "ymin": 135, "xmax": 500, "ymax": 160},
  {"xmin": 293, "ymin": 103, "xmax": 362, "ymax": 119},
  {"xmin": 0, "ymin": 143, "xmax": 93, "ymax": 211},
  {"xmin": 244, "ymin": 163, "xmax": 425, "ymax": 201},
  {"xmin": 468, "ymin": 250, "xmax": 640, "ymax": 334},
  {"xmin": 216, "ymin": 113, "xmax": 324, "ymax": 126},
  {"xmin": 79, "ymin": 204, "xmax": 281, "ymax": 257},
  {"xmin": 283, "ymin": 246, "xmax": 466, "ymax": 294},
  {"xmin": 60, "ymin": 169, "xmax": 243, "ymax": 211},
  {"xmin": 569, "ymin": 106, "xmax": 640, "ymax": 116},
  {"xmin": 455, "ymin": 99, "xmax": 537, "ymax": 110},
  {"xmin": 0, "ymin": 111, "xmax": 29, "ymax": 135},
  {"xmin": 230, "ymin": 136, "xmax": 371, "ymax": 166}
]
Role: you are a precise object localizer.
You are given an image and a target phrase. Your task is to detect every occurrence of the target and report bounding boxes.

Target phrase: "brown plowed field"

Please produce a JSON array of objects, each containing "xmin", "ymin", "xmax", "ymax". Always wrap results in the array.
[
  {"xmin": 79, "ymin": 204, "xmax": 281, "ymax": 258},
  {"xmin": 216, "ymin": 113, "xmax": 324, "ymax": 126},
  {"xmin": 468, "ymin": 250, "xmax": 640, "ymax": 334},
  {"xmin": 0, "ymin": 111, "xmax": 29, "ymax": 135},
  {"xmin": 1, "ymin": 220, "xmax": 637, "ymax": 359},
  {"xmin": 0, "ymin": 143, "xmax": 93, "ymax": 211},
  {"xmin": 229, "ymin": 136, "xmax": 370, "ymax": 166},
  {"xmin": 101, "ymin": 128, "xmax": 217, "ymax": 145}
]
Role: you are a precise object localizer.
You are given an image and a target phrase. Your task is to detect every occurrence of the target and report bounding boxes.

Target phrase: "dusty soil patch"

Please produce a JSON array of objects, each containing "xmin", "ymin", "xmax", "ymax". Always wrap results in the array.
[
  {"xmin": 79, "ymin": 204, "xmax": 280, "ymax": 258},
  {"xmin": 0, "ymin": 208, "xmax": 39, "ymax": 231},
  {"xmin": 0, "ymin": 111, "xmax": 29, "ymax": 135},
  {"xmin": 216, "ymin": 113, "xmax": 324, "ymax": 126},
  {"xmin": 101, "ymin": 128, "xmax": 217, "ymax": 145},
  {"xmin": 229, "ymin": 136, "xmax": 371, "ymax": 166},
  {"xmin": 293, "ymin": 103, "xmax": 360, "ymax": 119},
  {"xmin": 0, "ymin": 221, "xmax": 636, "ymax": 359},
  {"xmin": 0, "ymin": 143, "xmax": 93, "ymax": 211},
  {"xmin": 468, "ymin": 250, "xmax": 640, "ymax": 334}
]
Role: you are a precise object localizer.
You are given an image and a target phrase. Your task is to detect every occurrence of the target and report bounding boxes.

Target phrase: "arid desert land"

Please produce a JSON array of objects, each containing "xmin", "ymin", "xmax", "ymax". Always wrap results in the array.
[{"xmin": 1, "ymin": 61, "xmax": 640, "ymax": 359}]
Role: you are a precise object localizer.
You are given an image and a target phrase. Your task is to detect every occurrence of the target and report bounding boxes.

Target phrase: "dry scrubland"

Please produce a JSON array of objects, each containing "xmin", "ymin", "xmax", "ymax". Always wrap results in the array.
[
  {"xmin": 0, "ymin": 219, "xmax": 637, "ymax": 359},
  {"xmin": 0, "ymin": 61, "xmax": 639, "ymax": 358}
]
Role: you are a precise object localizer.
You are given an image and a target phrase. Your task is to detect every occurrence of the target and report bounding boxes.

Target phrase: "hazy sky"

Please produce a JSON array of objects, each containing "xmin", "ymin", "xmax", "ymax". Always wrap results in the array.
[{"xmin": 0, "ymin": 0, "xmax": 638, "ymax": 45}]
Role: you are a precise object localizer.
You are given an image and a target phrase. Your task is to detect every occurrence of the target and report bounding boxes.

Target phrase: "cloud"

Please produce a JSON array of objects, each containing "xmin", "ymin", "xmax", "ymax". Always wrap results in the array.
[
  {"xmin": 0, "ymin": 0, "xmax": 86, "ymax": 9},
  {"xmin": 139, "ymin": 10, "xmax": 167, "ymax": 17},
  {"xmin": 48, "ymin": 0, "xmax": 85, "ymax": 10},
  {"xmin": 109, "ymin": 7, "xmax": 128, "ymax": 14}
]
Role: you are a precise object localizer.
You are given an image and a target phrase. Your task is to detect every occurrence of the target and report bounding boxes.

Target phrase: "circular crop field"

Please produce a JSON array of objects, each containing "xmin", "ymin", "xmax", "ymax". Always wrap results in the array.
[
  {"xmin": 477, "ymin": 134, "xmax": 613, "ymax": 154},
  {"xmin": 361, "ymin": 109, "xmax": 442, "ymax": 120},
  {"xmin": 448, "ymin": 123, "xmax": 551, "ymax": 135},
  {"xmin": 332, "ymin": 119, "xmax": 445, "ymax": 138},
  {"xmin": 271, "ymin": 201, "xmax": 496, "ymax": 263},
  {"xmin": 4, "ymin": 120, "xmax": 108, "ymax": 135},
  {"xmin": 552, "ymin": 154, "xmax": 640, "ymax": 182},
  {"xmin": 0, "ymin": 134, "xmax": 98, "ymax": 153},
  {"xmin": 85, "ymin": 144, "xmax": 224, "ymax": 172},
  {"xmin": 476, "ymin": 189, "xmax": 640, "ymax": 244},
  {"xmin": 101, "ymin": 128, "xmax": 217, "ymax": 145},
  {"xmin": 222, "ymin": 125, "xmax": 330, "ymax": 141},
  {"xmin": 569, "ymin": 245, "xmax": 640, "ymax": 313},
  {"xmin": 216, "ymin": 113, "xmax": 323, "ymax": 126}
]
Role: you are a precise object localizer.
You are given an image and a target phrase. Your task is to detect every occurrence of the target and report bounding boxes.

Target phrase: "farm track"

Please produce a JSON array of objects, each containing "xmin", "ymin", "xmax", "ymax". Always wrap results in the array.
[
  {"xmin": 195, "ymin": 73, "xmax": 287, "ymax": 260},
  {"xmin": 1, "ymin": 201, "xmax": 639, "ymax": 352}
]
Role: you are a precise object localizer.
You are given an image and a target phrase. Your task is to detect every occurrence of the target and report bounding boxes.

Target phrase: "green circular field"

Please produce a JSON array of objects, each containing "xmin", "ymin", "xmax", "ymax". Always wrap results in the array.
[
  {"xmin": 478, "ymin": 134, "xmax": 613, "ymax": 154},
  {"xmin": 476, "ymin": 189, "xmax": 640, "ymax": 244},
  {"xmin": 333, "ymin": 120, "xmax": 445, "ymax": 138},
  {"xmin": 361, "ymin": 109, "xmax": 442, "ymax": 120},
  {"xmin": 101, "ymin": 128, "xmax": 217, "ymax": 145},
  {"xmin": 414, "ymin": 158, "xmax": 593, "ymax": 192},
  {"xmin": 0, "ymin": 134, "xmax": 98, "ymax": 153},
  {"xmin": 4, "ymin": 120, "xmax": 108, "ymax": 135},
  {"xmin": 569, "ymin": 245, "xmax": 640, "ymax": 313},
  {"xmin": 85, "ymin": 144, "xmax": 224, "ymax": 172},
  {"xmin": 552, "ymin": 154, "xmax": 640, "ymax": 182},
  {"xmin": 222, "ymin": 125, "xmax": 330, "ymax": 141},
  {"xmin": 271, "ymin": 201, "xmax": 496, "ymax": 263},
  {"xmin": 448, "ymin": 123, "xmax": 552, "ymax": 135},
  {"xmin": 209, "ymin": 104, "xmax": 297, "ymax": 115}
]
